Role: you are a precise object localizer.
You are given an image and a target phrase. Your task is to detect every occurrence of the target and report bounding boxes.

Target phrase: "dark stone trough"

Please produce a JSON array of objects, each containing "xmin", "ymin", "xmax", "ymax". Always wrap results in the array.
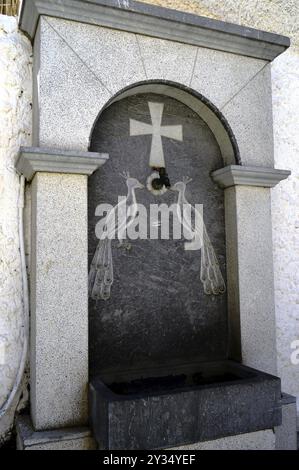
[{"xmin": 90, "ymin": 360, "xmax": 281, "ymax": 449}]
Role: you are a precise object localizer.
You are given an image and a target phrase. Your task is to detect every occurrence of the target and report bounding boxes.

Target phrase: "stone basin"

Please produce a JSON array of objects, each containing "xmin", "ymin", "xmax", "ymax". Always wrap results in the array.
[{"xmin": 89, "ymin": 360, "xmax": 281, "ymax": 449}]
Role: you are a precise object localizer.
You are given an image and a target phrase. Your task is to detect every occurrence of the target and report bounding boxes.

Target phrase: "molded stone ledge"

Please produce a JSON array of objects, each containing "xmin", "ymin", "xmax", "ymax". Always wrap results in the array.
[
  {"xmin": 19, "ymin": 0, "xmax": 290, "ymax": 61},
  {"xmin": 16, "ymin": 147, "xmax": 109, "ymax": 181},
  {"xmin": 211, "ymin": 165, "xmax": 291, "ymax": 189}
]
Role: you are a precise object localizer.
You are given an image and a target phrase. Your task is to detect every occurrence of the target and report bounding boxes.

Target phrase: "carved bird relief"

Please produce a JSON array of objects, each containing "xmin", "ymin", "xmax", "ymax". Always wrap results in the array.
[
  {"xmin": 88, "ymin": 172, "xmax": 143, "ymax": 301},
  {"xmin": 171, "ymin": 177, "xmax": 226, "ymax": 295}
]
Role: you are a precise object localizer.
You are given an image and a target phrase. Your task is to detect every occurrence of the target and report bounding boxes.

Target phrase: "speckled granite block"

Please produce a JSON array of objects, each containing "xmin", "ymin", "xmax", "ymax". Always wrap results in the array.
[
  {"xmin": 30, "ymin": 172, "xmax": 89, "ymax": 430},
  {"xmin": 16, "ymin": 415, "xmax": 96, "ymax": 450}
]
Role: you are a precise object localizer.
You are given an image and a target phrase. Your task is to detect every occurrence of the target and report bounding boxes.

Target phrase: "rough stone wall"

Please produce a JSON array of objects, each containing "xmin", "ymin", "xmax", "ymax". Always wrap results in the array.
[
  {"xmin": 141, "ymin": 0, "xmax": 299, "ymax": 411},
  {"xmin": 0, "ymin": 14, "xmax": 32, "ymax": 443}
]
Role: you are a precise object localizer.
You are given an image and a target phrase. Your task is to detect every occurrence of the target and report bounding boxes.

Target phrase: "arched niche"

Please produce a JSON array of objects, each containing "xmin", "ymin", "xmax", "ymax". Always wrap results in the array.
[
  {"xmin": 89, "ymin": 81, "xmax": 240, "ymax": 166},
  {"xmin": 88, "ymin": 83, "xmax": 238, "ymax": 381}
]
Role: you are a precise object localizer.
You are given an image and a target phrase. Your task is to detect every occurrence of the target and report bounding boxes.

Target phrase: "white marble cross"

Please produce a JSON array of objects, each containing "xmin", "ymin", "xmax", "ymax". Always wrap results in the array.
[{"xmin": 130, "ymin": 102, "xmax": 183, "ymax": 168}]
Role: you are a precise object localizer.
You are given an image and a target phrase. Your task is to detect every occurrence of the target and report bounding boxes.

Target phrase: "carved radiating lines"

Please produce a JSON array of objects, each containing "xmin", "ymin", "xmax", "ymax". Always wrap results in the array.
[
  {"xmin": 43, "ymin": 18, "xmax": 114, "ymax": 96},
  {"xmin": 189, "ymin": 47, "xmax": 200, "ymax": 87},
  {"xmin": 135, "ymin": 34, "xmax": 148, "ymax": 80}
]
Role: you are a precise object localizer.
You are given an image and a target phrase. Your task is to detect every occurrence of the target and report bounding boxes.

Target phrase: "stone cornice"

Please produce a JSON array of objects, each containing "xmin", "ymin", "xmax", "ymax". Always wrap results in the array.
[
  {"xmin": 19, "ymin": 0, "xmax": 290, "ymax": 61},
  {"xmin": 211, "ymin": 165, "xmax": 291, "ymax": 189},
  {"xmin": 16, "ymin": 147, "xmax": 109, "ymax": 181}
]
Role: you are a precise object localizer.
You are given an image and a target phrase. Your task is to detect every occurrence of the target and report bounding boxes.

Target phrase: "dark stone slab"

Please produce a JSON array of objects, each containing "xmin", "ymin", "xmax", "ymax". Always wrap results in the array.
[
  {"xmin": 19, "ymin": 0, "xmax": 290, "ymax": 61},
  {"xmin": 281, "ymin": 393, "xmax": 297, "ymax": 405},
  {"xmin": 89, "ymin": 92, "xmax": 227, "ymax": 378},
  {"xmin": 89, "ymin": 360, "xmax": 282, "ymax": 449}
]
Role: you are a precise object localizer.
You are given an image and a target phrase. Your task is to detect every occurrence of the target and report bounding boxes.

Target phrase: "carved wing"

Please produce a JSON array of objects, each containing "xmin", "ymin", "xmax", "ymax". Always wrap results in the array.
[
  {"xmin": 174, "ymin": 181, "xmax": 226, "ymax": 296},
  {"xmin": 200, "ymin": 224, "xmax": 226, "ymax": 295}
]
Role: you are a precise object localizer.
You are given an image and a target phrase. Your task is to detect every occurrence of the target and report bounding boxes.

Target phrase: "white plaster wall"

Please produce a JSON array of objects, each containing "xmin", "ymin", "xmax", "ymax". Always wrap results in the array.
[
  {"xmin": 0, "ymin": 15, "xmax": 32, "ymax": 443},
  {"xmin": 271, "ymin": 49, "xmax": 299, "ymax": 413}
]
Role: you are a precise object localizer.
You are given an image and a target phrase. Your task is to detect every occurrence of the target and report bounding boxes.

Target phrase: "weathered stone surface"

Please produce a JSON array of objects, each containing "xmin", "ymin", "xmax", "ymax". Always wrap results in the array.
[
  {"xmin": 224, "ymin": 186, "xmax": 277, "ymax": 375},
  {"xmin": 33, "ymin": 18, "xmax": 111, "ymax": 150},
  {"xmin": 44, "ymin": 17, "xmax": 146, "ymax": 96},
  {"xmin": 90, "ymin": 361, "xmax": 281, "ymax": 450},
  {"xmin": 191, "ymin": 48, "xmax": 266, "ymax": 109},
  {"xmin": 170, "ymin": 429, "xmax": 276, "ymax": 450},
  {"xmin": 137, "ymin": 35, "xmax": 198, "ymax": 84},
  {"xmin": 16, "ymin": 415, "xmax": 96, "ymax": 450},
  {"xmin": 32, "ymin": 15, "xmax": 277, "ymax": 169},
  {"xmin": 30, "ymin": 173, "xmax": 89, "ymax": 430},
  {"xmin": 89, "ymin": 92, "xmax": 227, "ymax": 377},
  {"xmin": 275, "ymin": 393, "xmax": 297, "ymax": 450},
  {"xmin": 271, "ymin": 48, "xmax": 299, "ymax": 417},
  {"xmin": 222, "ymin": 64, "xmax": 275, "ymax": 167}
]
